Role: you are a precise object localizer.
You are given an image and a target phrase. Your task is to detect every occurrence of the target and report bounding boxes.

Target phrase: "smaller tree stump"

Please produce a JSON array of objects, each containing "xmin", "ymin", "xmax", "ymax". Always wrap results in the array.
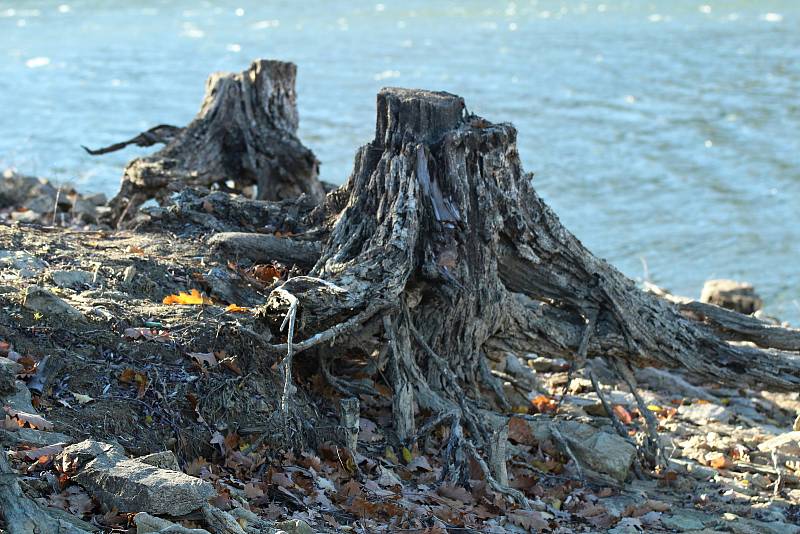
[{"xmin": 99, "ymin": 59, "xmax": 324, "ymax": 225}]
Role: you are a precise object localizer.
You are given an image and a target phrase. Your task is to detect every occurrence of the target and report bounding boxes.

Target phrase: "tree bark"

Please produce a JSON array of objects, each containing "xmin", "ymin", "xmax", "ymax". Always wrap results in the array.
[
  {"xmin": 249, "ymin": 87, "xmax": 800, "ymax": 457},
  {"xmin": 103, "ymin": 59, "xmax": 325, "ymax": 226}
]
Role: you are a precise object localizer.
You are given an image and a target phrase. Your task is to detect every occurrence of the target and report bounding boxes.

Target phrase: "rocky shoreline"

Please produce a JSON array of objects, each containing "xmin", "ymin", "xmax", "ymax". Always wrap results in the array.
[{"xmin": 0, "ymin": 169, "xmax": 799, "ymax": 533}]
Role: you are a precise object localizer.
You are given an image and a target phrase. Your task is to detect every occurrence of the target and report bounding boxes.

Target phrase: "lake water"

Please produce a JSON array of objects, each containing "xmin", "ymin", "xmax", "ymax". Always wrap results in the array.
[{"xmin": 1, "ymin": 1, "xmax": 798, "ymax": 322}]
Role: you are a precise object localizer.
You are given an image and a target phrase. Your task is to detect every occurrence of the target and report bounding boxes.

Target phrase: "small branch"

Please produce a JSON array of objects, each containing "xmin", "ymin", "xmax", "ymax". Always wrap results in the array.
[
  {"xmin": 82, "ymin": 124, "xmax": 182, "ymax": 155},
  {"xmin": 549, "ymin": 422, "xmax": 584, "ymax": 483}
]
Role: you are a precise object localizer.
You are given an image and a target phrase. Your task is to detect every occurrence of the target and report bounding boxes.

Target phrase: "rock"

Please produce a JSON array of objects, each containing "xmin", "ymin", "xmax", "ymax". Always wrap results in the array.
[
  {"xmin": 70, "ymin": 197, "xmax": 98, "ymax": 221},
  {"xmin": 541, "ymin": 421, "xmax": 637, "ymax": 482},
  {"xmin": 122, "ymin": 265, "xmax": 137, "ymax": 285},
  {"xmin": 678, "ymin": 402, "xmax": 732, "ymax": 425},
  {"xmin": 757, "ymin": 431, "xmax": 800, "ymax": 456},
  {"xmin": 275, "ymin": 519, "xmax": 315, "ymax": 534},
  {"xmin": 60, "ymin": 440, "xmax": 126, "ymax": 469},
  {"xmin": 134, "ymin": 512, "xmax": 210, "ymax": 534},
  {"xmin": 700, "ymin": 279, "xmax": 762, "ymax": 315},
  {"xmin": 723, "ymin": 514, "xmax": 800, "ymax": 534},
  {"xmin": 661, "ymin": 509, "xmax": 715, "ymax": 531},
  {"xmin": 45, "ymin": 507, "xmax": 100, "ymax": 532},
  {"xmin": 203, "ymin": 266, "xmax": 263, "ymax": 307},
  {"xmin": 73, "ymin": 457, "xmax": 215, "ymax": 515},
  {"xmin": 608, "ymin": 517, "xmax": 644, "ymax": 534},
  {"xmin": 635, "ymin": 367, "xmax": 715, "ymax": 401},
  {"xmin": 0, "ymin": 170, "xmax": 40, "ymax": 207},
  {"xmin": 83, "ymin": 192, "xmax": 107, "ymax": 206},
  {"xmin": 137, "ymin": 450, "xmax": 181, "ymax": 471},
  {"xmin": 1, "ymin": 427, "xmax": 73, "ymax": 447},
  {"xmin": 22, "ymin": 285, "xmax": 83, "ymax": 319},
  {"xmin": 50, "ymin": 270, "xmax": 94, "ymax": 289},
  {"xmin": 0, "ymin": 250, "xmax": 47, "ymax": 278},
  {"xmin": 0, "ymin": 359, "xmax": 18, "ymax": 396},
  {"xmin": 3, "ymin": 380, "xmax": 37, "ymax": 413}
]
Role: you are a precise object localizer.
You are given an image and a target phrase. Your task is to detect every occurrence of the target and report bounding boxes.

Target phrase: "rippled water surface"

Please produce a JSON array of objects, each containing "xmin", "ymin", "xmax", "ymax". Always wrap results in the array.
[{"xmin": 1, "ymin": 1, "xmax": 798, "ymax": 321}]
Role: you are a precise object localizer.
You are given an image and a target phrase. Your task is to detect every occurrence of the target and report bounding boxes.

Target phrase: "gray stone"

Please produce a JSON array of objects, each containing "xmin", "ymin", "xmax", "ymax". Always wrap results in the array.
[
  {"xmin": 1, "ymin": 427, "xmax": 72, "ymax": 448},
  {"xmin": 83, "ymin": 192, "xmax": 107, "ymax": 206},
  {"xmin": 274, "ymin": 520, "xmax": 315, "ymax": 534},
  {"xmin": 725, "ymin": 515, "xmax": 800, "ymax": 534},
  {"xmin": 661, "ymin": 510, "xmax": 715, "ymax": 531},
  {"xmin": 51, "ymin": 269, "xmax": 94, "ymax": 289},
  {"xmin": 700, "ymin": 279, "xmax": 762, "ymax": 315},
  {"xmin": 22, "ymin": 285, "xmax": 83, "ymax": 319},
  {"xmin": 70, "ymin": 197, "xmax": 98, "ymax": 220},
  {"xmin": 74, "ymin": 458, "xmax": 216, "ymax": 515},
  {"xmin": 60, "ymin": 440, "xmax": 126, "ymax": 470},
  {"xmin": 137, "ymin": 450, "xmax": 181, "ymax": 471},
  {"xmin": 678, "ymin": 402, "xmax": 732, "ymax": 425},
  {"xmin": 608, "ymin": 518, "xmax": 644, "ymax": 534},
  {"xmin": 204, "ymin": 266, "xmax": 263, "ymax": 307},
  {"xmin": 3, "ymin": 380, "xmax": 37, "ymax": 413},
  {"xmin": 45, "ymin": 507, "xmax": 100, "ymax": 532},
  {"xmin": 0, "ymin": 250, "xmax": 47, "ymax": 278},
  {"xmin": 758, "ymin": 431, "xmax": 800, "ymax": 456},
  {"xmin": 543, "ymin": 421, "xmax": 637, "ymax": 482},
  {"xmin": 134, "ymin": 512, "xmax": 210, "ymax": 534}
]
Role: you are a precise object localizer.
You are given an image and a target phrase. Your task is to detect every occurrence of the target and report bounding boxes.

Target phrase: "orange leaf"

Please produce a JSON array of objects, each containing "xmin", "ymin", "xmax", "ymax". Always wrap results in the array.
[
  {"xmin": 531, "ymin": 395, "xmax": 557, "ymax": 414},
  {"xmin": 162, "ymin": 289, "xmax": 212, "ymax": 305},
  {"xmin": 710, "ymin": 455, "xmax": 730, "ymax": 469},
  {"xmin": 224, "ymin": 304, "xmax": 250, "ymax": 313},
  {"xmin": 250, "ymin": 264, "xmax": 282, "ymax": 284},
  {"xmin": 613, "ymin": 405, "xmax": 633, "ymax": 425}
]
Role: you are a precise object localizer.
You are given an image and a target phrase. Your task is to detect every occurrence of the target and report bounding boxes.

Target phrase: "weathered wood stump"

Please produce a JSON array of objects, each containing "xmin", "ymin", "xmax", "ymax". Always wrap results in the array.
[
  {"xmin": 96, "ymin": 60, "xmax": 324, "ymax": 225},
  {"xmin": 248, "ymin": 87, "xmax": 800, "ymax": 486}
]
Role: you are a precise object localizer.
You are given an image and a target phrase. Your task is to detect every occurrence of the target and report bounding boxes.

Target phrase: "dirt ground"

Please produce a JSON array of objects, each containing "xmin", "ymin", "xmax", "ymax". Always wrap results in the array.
[{"xmin": 2, "ymin": 215, "xmax": 800, "ymax": 533}]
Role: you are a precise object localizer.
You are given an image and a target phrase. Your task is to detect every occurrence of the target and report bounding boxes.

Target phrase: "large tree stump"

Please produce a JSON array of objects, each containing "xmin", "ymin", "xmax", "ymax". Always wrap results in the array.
[
  {"xmin": 250, "ymin": 87, "xmax": 800, "ymax": 486},
  {"xmin": 99, "ymin": 59, "xmax": 324, "ymax": 225}
]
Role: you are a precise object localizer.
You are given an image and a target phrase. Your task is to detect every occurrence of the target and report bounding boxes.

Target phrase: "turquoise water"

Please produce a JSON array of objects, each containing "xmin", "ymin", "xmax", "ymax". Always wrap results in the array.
[{"xmin": 1, "ymin": 1, "xmax": 798, "ymax": 322}]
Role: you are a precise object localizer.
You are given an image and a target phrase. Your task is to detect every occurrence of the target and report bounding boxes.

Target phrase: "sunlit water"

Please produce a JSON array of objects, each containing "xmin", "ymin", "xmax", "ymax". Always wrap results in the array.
[{"xmin": 1, "ymin": 1, "xmax": 798, "ymax": 322}]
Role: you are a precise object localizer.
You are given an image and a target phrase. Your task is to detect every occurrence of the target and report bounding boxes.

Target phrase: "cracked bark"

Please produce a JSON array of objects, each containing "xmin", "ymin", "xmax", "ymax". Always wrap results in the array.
[{"xmin": 101, "ymin": 59, "xmax": 324, "ymax": 226}]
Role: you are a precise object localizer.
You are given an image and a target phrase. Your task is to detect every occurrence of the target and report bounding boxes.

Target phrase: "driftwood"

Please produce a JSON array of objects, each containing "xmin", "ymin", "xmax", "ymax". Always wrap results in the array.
[
  {"xmin": 96, "ymin": 60, "xmax": 325, "ymax": 226},
  {"xmin": 105, "ymin": 79, "xmax": 800, "ymax": 492}
]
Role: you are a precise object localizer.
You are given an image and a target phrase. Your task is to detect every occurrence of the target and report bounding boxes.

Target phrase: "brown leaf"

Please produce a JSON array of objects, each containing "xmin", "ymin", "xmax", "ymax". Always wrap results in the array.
[
  {"xmin": 224, "ymin": 304, "xmax": 250, "ymax": 313},
  {"xmin": 249, "ymin": 264, "xmax": 282, "ymax": 284},
  {"xmin": 531, "ymin": 395, "xmax": 557, "ymax": 414},
  {"xmin": 508, "ymin": 416, "xmax": 536, "ymax": 445},
  {"xmin": 124, "ymin": 327, "xmax": 171, "ymax": 343},
  {"xmin": 187, "ymin": 352, "xmax": 218, "ymax": 368},
  {"xmin": 613, "ymin": 404, "xmax": 633, "ymax": 425},
  {"xmin": 3, "ymin": 406, "xmax": 53, "ymax": 430},
  {"xmin": 507, "ymin": 510, "xmax": 549, "ymax": 531},
  {"xmin": 119, "ymin": 368, "xmax": 149, "ymax": 398},
  {"xmin": 18, "ymin": 443, "xmax": 64, "ymax": 460}
]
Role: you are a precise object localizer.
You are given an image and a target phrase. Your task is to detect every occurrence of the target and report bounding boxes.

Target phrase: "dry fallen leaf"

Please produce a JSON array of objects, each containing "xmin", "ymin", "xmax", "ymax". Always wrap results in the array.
[
  {"xmin": 531, "ymin": 394, "xmax": 557, "ymax": 414},
  {"xmin": 163, "ymin": 289, "xmax": 213, "ymax": 305},
  {"xmin": 613, "ymin": 404, "xmax": 633, "ymax": 425},
  {"xmin": 71, "ymin": 392, "xmax": 94, "ymax": 404},
  {"xmin": 17, "ymin": 443, "xmax": 64, "ymax": 460},
  {"xmin": 710, "ymin": 455, "xmax": 731, "ymax": 469},
  {"xmin": 124, "ymin": 327, "xmax": 171, "ymax": 343},
  {"xmin": 508, "ymin": 416, "xmax": 536, "ymax": 445},
  {"xmin": 3, "ymin": 406, "xmax": 54, "ymax": 430},
  {"xmin": 224, "ymin": 303, "xmax": 250, "ymax": 313},
  {"xmin": 187, "ymin": 351, "xmax": 218, "ymax": 369},
  {"xmin": 119, "ymin": 369, "xmax": 149, "ymax": 399}
]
